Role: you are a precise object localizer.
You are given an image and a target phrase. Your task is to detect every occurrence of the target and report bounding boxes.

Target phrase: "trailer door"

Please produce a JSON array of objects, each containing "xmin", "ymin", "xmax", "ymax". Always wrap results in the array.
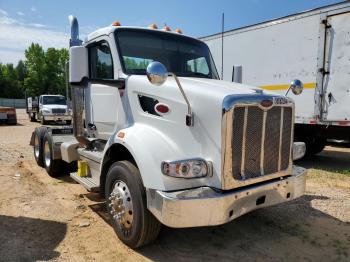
[{"xmin": 323, "ymin": 12, "xmax": 350, "ymax": 121}]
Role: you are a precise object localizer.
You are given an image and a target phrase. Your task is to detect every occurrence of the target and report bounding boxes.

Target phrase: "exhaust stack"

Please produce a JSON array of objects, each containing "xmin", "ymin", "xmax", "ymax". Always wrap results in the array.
[{"xmin": 68, "ymin": 15, "xmax": 90, "ymax": 147}]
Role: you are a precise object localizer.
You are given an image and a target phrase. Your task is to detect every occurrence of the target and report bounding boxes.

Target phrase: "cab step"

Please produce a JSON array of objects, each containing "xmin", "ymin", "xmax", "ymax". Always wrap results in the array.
[{"xmin": 70, "ymin": 172, "xmax": 99, "ymax": 192}]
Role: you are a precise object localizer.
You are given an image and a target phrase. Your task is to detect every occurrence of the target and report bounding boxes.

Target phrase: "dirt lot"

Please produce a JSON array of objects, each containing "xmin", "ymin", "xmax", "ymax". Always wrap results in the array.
[{"xmin": 0, "ymin": 109, "xmax": 349, "ymax": 262}]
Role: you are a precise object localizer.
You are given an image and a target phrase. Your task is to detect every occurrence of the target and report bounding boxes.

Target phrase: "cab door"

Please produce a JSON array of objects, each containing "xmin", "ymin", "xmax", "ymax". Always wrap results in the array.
[
  {"xmin": 322, "ymin": 12, "xmax": 350, "ymax": 122},
  {"xmin": 88, "ymin": 40, "xmax": 125, "ymax": 139}
]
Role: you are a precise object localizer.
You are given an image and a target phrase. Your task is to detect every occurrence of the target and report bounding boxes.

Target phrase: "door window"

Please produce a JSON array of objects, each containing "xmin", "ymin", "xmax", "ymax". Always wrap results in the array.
[
  {"xmin": 90, "ymin": 42, "xmax": 114, "ymax": 79},
  {"xmin": 186, "ymin": 57, "xmax": 210, "ymax": 76}
]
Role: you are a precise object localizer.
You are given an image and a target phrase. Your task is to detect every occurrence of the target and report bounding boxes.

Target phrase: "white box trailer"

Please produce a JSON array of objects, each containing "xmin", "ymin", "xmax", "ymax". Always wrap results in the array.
[{"xmin": 201, "ymin": 2, "xmax": 350, "ymax": 155}]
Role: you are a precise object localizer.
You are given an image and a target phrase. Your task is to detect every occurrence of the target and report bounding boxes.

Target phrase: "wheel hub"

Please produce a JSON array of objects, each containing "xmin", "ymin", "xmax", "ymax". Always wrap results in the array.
[
  {"xmin": 44, "ymin": 140, "xmax": 51, "ymax": 167},
  {"xmin": 34, "ymin": 135, "xmax": 40, "ymax": 159},
  {"xmin": 109, "ymin": 180, "xmax": 133, "ymax": 229}
]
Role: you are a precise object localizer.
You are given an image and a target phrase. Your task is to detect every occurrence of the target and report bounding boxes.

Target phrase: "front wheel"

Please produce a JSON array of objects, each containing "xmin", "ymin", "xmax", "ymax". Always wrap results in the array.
[{"xmin": 105, "ymin": 161, "xmax": 161, "ymax": 248}]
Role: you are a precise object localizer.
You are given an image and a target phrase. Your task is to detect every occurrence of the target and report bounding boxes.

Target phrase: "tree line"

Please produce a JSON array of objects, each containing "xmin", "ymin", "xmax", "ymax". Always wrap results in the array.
[{"xmin": 0, "ymin": 43, "xmax": 69, "ymax": 99}]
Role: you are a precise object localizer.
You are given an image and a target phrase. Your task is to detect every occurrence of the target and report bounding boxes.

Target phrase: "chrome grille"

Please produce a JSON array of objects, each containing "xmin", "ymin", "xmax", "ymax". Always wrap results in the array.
[
  {"xmin": 231, "ymin": 105, "xmax": 292, "ymax": 181},
  {"xmin": 52, "ymin": 108, "xmax": 66, "ymax": 114}
]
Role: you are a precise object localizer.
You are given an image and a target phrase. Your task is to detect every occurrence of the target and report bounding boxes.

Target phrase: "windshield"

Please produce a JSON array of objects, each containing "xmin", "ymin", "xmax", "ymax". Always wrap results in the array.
[
  {"xmin": 115, "ymin": 29, "xmax": 219, "ymax": 79},
  {"xmin": 42, "ymin": 96, "xmax": 66, "ymax": 105}
]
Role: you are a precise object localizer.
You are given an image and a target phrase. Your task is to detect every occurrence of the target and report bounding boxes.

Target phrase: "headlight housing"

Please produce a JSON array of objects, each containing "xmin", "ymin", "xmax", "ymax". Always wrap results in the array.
[
  {"xmin": 293, "ymin": 142, "xmax": 306, "ymax": 161},
  {"xmin": 161, "ymin": 158, "xmax": 212, "ymax": 178},
  {"xmin": 42, "ymin": 109, "xmax": 51, "ymax": 114}
]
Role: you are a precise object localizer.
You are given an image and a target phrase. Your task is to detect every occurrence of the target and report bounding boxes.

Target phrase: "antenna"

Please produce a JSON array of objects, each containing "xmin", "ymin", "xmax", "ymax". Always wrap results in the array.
[{"xmin": 221, "ymin": 13, "xmax": 224, "ymax": 80}]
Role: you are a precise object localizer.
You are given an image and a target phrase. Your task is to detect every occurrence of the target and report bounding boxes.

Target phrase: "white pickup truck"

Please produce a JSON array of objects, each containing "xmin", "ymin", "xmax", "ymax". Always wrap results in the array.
[
  {"xmin": 30, "ymin": 16, "xmax": 307, "ymax": 248},
  {"xmin": 27, "ymin": 95, "xmax": 72, "ymax": 125}
]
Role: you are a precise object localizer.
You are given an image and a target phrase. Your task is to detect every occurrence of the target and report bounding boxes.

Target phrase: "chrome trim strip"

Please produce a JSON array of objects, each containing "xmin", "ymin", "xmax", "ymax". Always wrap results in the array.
[
  {"xmin": 260, "ymin": 111, "xmax": 267, "ymax": 175},
  {"xmin": 278, "ymin": 107, "xmax": 284, "ymax": 171},
  {"xmin": 240, "ymin": 107, "xmax": 248, "ymax": 179}
]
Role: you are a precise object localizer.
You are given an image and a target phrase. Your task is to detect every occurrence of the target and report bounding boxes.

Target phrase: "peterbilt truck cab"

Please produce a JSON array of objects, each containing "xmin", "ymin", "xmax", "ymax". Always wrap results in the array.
[{"xmin": 30, "ymin": 16, "xmax": 307, "ymax": 248}]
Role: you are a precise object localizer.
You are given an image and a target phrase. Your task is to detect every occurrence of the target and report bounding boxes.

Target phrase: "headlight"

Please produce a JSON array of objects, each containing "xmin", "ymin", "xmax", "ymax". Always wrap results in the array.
[
  {"xmin": 161, "ymin": 158, "xmax": 212, "ymax": 178},
  {"xmin": 293, "ymin": 142, "xmax": 306, "ymax": 161},
  {"xmin": 42, "ymin": 109, "xmax": 51, "ymax": 114}
]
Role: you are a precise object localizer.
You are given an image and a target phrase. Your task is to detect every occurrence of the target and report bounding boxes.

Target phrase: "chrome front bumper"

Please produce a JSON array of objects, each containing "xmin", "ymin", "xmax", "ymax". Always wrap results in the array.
[
  {"xmin": 44, "ymin": 114, "xmax": 72, "ymax": 121},
  {"xmin": 147, "ymin": 165, "xmax": 307, "ymax": 228}
]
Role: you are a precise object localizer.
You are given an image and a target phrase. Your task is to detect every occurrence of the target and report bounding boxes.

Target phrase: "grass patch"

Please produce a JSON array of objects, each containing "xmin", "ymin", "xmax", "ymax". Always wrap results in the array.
[{"xmin": 307, "ymin": 169, "xmax": 350, "ymax": 189}]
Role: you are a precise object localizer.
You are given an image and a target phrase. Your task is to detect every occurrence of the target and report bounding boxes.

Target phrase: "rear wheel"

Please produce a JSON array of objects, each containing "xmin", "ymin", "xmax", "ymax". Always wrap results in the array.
[
  {"xmin": 305, "ymin": 136, "xmax": 326, "ymax": 156},
  {"xmin": 105, "ymin": 161, "xmax": 161, "ymax": 248},
  {"xmin": 41, "ymin": 116, "xmax": 47, "ymax": 125},
  {"xmin": 43, "ymin": 132, "xmax": 66, "ymax": 177},
  {"xmin": 30, "ymin": 113, "xmax": 36, "ymax": 122},
  {"xmin": 33, "ymin": 127, "xmax": 46, "ymax": 167}
]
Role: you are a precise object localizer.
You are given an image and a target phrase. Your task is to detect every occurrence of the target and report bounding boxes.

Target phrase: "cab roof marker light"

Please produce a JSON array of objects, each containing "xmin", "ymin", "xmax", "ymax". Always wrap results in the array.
[
  {"xmin": 163, "ymin": 25, "xmax": 171, "ymax": 31},
  {"xmin": 148, "ymin": 23, "xmax": 158, "ymax": 29},
  {"xmin": 112, "ymin": 21, "xmax": 121, "ymax": 26},
  {"xmin": 174, "ymin": 28, "xmax": 183, "ymax": 34}
]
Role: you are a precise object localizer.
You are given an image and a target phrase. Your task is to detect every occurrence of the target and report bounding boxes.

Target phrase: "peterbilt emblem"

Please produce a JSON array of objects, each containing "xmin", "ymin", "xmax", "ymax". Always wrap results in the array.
[
  {"xmin": 260, "ymin": 99, "xmax": 273, "ymax": 108},
  {"xmin": 273, "ymin": 97, "xmax": 289, "ymax": 105}
]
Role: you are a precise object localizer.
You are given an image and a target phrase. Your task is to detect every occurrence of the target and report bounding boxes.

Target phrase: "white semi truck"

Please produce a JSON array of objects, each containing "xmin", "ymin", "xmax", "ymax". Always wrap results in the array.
[
  {"xmin": 30, "ymin": 16, "xmax": 307, "ymax": 248},
  {"xmin": 26, "ymin": 95, "xmax": 72, "ymax": 124},
  {"xmin": 201, "ymin": 2, "xmax": 350, "ymax": 156}
]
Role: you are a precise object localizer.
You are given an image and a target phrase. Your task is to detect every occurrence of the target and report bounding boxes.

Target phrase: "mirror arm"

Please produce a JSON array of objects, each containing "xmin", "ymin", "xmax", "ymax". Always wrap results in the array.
[
  {"xmin": 285, "ymin": 86, "xmax": 292, "ymax": 96},
  {"xmin": 169, "ymin": 72, "xmax": 194, "ymax": 126}
]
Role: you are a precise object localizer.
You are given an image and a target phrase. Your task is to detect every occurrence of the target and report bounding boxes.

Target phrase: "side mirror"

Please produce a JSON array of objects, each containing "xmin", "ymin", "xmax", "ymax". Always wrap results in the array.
[
  {"xmin": 286, "ymin": 79, "xmax": 304, "ymax": 96},
  {"xmin": 146, "ymin": 62, "xmax": 168, "ymax": 86},
  {"xmin": 69, "ymin": 46, "xmax": 88, "ymax": 85}
]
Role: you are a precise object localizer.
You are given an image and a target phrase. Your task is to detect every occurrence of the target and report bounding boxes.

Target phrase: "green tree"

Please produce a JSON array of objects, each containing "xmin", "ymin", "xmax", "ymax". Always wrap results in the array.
[
  {"xmin": 24, "ymin": 43, "xmax": 45, "ymax": 96},
  {"xmin": 23, "ymin": 43, "xmax": 69, "ymax": 97}
]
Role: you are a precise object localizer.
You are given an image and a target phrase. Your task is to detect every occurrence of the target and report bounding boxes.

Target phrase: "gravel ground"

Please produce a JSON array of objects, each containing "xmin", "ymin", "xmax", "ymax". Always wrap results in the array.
[{"xmin": 0, "ymin": 109, "xmax": 349, "ymax": 262}]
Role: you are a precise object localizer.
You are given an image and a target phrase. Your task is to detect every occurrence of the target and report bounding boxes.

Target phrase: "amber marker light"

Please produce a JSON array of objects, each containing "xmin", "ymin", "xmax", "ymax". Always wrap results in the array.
[
  {"xmin": 111, "ymin": 21, "xmax": 121, "ymax": 26},
  {"xmin": 148, "ymin": 23, "xmax": 158, "ymax": 29},
  {"xmin": 163, "ymin": 25, "xmax": 171, "ymax": 31},
  {"xmin": 117, "ymin": 132, "xmax": 125, "ymax": 138},
  {"xmin": 174, "ymin": 28, "xmax": 183, "ymax": 34}
]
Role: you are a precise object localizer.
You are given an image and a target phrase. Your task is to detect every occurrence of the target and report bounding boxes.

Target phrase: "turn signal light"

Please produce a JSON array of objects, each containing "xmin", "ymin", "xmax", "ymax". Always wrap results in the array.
[{"xmin": 112, "ymin": 21, "xmax": 121, "ymax": 26}]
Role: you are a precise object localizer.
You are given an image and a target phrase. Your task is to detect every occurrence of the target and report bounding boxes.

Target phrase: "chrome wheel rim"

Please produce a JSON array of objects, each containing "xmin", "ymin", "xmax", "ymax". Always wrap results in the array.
[
  {"xmin": 34, "ymin": 135, "xmax": 40, "ymax": 159},
  {"xmin": 109, "ymin": 180, "xmax": 134, "ymax": 229},
  {"xmin": 44, "ymin": 140, "xmax": 51, "ymax": 167}
]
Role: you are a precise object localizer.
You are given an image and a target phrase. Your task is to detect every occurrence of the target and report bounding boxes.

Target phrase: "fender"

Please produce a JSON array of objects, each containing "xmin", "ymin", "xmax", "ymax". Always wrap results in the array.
[{"xmin": 101, "ymin": 123, "xmax": 214, "ymax": 191}]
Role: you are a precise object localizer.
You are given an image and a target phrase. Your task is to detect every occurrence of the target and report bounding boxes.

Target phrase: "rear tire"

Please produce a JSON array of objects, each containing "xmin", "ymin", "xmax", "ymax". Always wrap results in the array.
[
  {"xmin": 30, "ymin": 113, "xmax": 36, "ymax": 122},
  {"xmin": 33, "ymin": 127, "xmax": 46, "ymax": 167},
  {"xmin": 41, "ymin": 116, "xmax": 47, "ymax": 125},
  {"xmin": 105, "ymin": 161, "xmax": 161, "ymax": 248},
  {"xmin": 42, "ymin": 132, "xmax": 66, "ymax": 177}
]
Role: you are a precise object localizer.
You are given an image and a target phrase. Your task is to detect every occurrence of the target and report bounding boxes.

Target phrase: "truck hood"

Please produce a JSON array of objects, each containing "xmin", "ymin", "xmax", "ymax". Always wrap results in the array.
[{"xmin": 176, "ymin": 77, "xmax": 277, "ymax": 99}]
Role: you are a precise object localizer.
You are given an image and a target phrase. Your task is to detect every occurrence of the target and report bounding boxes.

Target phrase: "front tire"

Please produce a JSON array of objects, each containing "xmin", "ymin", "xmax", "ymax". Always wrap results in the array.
[
  {"xmin": 105, "ymin": 161, "xmax": 161, "ymax": 248},
  {"xmin": 42, "ymin": 132, "xmax": 66, "ymax": 177}
]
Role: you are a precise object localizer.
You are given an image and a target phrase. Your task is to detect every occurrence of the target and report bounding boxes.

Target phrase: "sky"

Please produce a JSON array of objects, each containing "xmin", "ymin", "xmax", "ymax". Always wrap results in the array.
[{"xmin": 0, "ymin": 0, "xmax": 343, "ymax": 64}]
